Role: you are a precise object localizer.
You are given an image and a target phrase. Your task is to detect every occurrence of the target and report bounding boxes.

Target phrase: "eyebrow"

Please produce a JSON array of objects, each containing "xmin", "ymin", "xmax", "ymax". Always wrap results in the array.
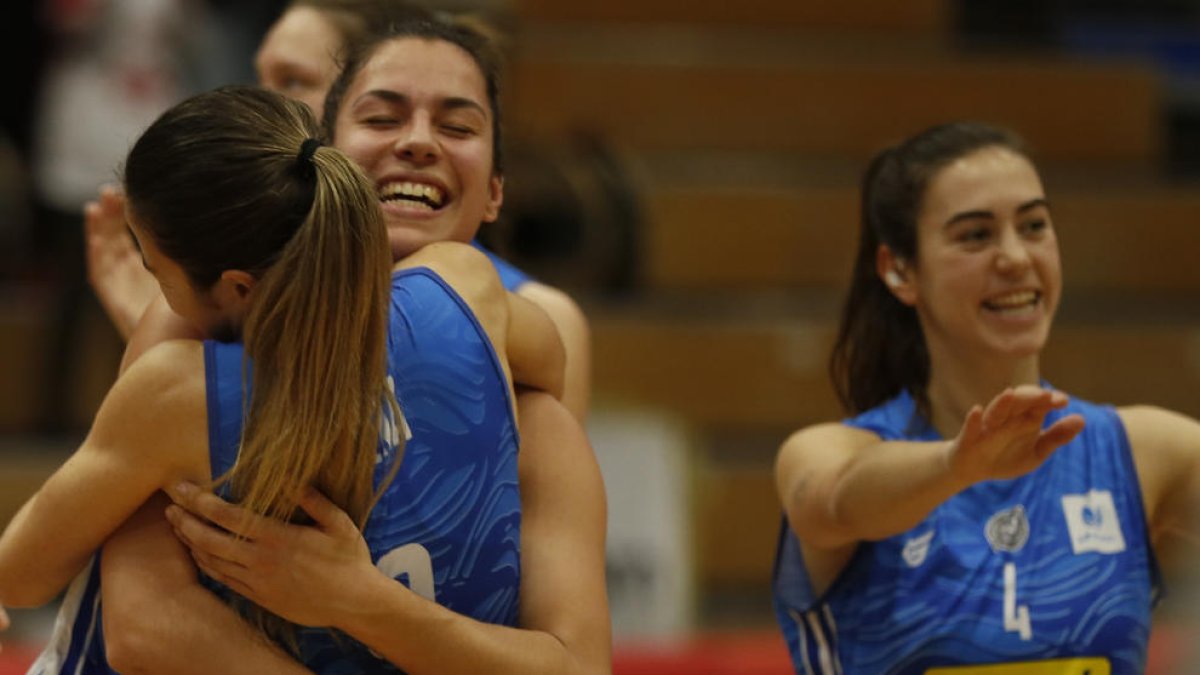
[
  {"xmin": 352, "ymin": 90, "xmax": 489, "ymax": 118},
  {"xmin": 943, "ymin": 197, "xmax": 1050, "ymax": 228}
]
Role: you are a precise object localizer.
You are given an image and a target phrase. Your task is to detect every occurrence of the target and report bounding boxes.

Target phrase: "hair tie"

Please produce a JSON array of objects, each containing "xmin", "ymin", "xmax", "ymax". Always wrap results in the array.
[{"xmin": 297, "ymin": 138, "xmax": 322, "ymax": 165}]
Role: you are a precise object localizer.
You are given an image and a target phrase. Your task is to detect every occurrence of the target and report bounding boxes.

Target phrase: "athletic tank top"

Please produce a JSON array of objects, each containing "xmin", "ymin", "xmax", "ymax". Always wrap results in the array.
[
  {"xmin": 31, "ymin": 267, "xmax": 521, "ymax": 674},
  {"xmin": 205, "ymin": 267, "xmax": 521, "ymax": 673},
  {"xmin": 773, "ymin": 390, "xmax": 1159, "ymax": 675}
]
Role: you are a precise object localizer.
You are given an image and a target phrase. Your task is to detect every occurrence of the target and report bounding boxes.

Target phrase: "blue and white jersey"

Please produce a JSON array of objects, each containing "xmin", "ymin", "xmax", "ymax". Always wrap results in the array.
[
  {"xmin": 26, "ymin": 558, "xmax": 116, "ymax": 675},
  {"xmin": 471, "ymin": 239, "xmax": 534, "ymax": 292},
  {"xmin": 773, "ymin": 390, "xmax": 1159, "ymax": 675},
  {"xmin": 205, "ymin": 266, "xmax": 522, "ymax": 673},
  {"xmin": 30, "ymin": 266, "xmax": 521, "ymax": 674}
]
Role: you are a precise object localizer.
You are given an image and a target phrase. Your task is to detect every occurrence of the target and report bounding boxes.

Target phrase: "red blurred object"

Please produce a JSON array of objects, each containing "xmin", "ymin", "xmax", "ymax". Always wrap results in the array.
[
  {"xmin": 0, "ymin": 642, "xmax": 40, "ymax": 675},
  {"xmin": 614, "ymin": 630, "xmax": 793, "ymax": 675}
]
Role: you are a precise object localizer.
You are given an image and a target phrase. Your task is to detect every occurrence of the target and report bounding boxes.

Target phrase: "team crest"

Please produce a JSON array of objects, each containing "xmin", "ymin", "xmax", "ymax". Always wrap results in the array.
[
  {"xmin": 1061, "ymin": 490, "xmax": 1126, "ymax": 554},
  {"xmin": 902, "ymin": 530, "xmax": 935, "ymax": 568},
  {"xmin": 985, "ymin": 505, "xmax": 1030, "ymax": 553}
]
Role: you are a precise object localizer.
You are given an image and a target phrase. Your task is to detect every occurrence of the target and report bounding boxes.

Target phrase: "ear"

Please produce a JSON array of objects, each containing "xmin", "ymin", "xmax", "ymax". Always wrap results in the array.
[
  {"xmin": 211, "ymin": 269, "xmax": 258, "ymax": 317},
  {"xmin": 481, "ymin": 173, "xmax": 504, "ymax": 223},
  {"xmin": 876, "ymin": 244, "xmax": 917, "ymax": 306}
]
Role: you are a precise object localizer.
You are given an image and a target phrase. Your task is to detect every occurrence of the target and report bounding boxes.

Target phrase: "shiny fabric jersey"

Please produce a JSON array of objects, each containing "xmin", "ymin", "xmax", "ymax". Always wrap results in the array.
[
  {"xmin": 204, "ymin": 266, "xmax": 522, "ymax": 673},
  {"xmin": 773, "ymin": 391, "xmax": 1158, "ymax": 675},
  {"xmin": 29, "ymin": 266, "xmax": 521, "ymax": 674}
]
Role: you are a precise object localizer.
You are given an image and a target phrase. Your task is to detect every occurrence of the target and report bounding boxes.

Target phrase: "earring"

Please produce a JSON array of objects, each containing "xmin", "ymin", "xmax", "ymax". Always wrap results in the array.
[{"xmin": 885, "ymin": 269, "xmax": 903, "ymax": 287}]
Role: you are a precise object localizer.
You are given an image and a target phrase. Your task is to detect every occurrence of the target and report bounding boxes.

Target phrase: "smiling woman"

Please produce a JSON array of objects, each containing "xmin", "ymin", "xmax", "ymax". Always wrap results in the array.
[
  {"xmin": 323, "ymin": 21, "xmax": 505, "ymax": 259},
  {"xmin": 770, "ymin": 121, "xmax": 1200, "ymax": 674}
]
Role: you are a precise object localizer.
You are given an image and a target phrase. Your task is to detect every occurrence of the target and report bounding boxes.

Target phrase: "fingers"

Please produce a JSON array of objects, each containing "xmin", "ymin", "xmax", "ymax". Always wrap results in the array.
[
  {"xmin": 188, "ymin": 547, "xmax": 258, "ymax": 602},
  {"xmin": 167, "ymin": 482, "xmax": 269, "ymax": 538},
  {"xmin": 959, "ymin": 404, "xmax": 984, "ymax": 444},
  {"xmin": 297, "ymin": 487, "xmax": 355, "ymax": 533},
  {"xmin": 983, "ymin": 387, "xmax": 1069, "ymax": 433},
  {"xmin": 165, "ymin": 503, "xmax": 256, "ymax": 567},
  {"xmin": 981, "ymin": 388, "xmax": 1016, "ymax": 429},
  {"xmin": 1034, "ymin": 414, "xmax": 1086, "ymax": 460}
]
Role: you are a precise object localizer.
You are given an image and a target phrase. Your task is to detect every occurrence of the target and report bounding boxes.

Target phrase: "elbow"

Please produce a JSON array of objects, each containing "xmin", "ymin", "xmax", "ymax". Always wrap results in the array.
[
  {"xmin": 783, "ymin": 484, "xmax": 855, "ymax": 551},
  {"xmin": 0, "ymin": 566, "xmax": 64, "ymax": 609},
  {"xmin": 0, "ymin": 585, "xmax": 57, "ymax": 609}
]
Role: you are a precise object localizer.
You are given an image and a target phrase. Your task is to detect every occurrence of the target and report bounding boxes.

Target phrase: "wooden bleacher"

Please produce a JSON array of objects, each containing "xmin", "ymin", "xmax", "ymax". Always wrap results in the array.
[
  {"xmin": 507, "ymin": 59, "xmax": 1161, "ymax": 165},
  {"xmin": 592, "ymin": 314, "xmax": 1200, "ymax": 593},
  {"xmin": 642, "ymin": 186, "xmax": 1200, "ymax": 292},
  {"xmin": 501, "ymin": 0, "xmax": 1200, "ymax": 624},
  {"xmin": 513, "ymin": 0, "xmax": 948, "ymax": 33}
]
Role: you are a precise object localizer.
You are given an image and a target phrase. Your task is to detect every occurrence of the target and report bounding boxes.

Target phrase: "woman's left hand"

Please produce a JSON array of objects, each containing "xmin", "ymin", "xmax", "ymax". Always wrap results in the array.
[{"xmin": 164, "ymin": 482, "xmax": 377, "ymax": 628}]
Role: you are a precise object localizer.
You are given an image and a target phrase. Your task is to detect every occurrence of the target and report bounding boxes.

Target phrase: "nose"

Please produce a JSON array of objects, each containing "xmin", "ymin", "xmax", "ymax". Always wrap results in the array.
[
  {"xmin": 995, "ymin": 224, "xmax": 1032, "ymax": 275},
  {"xmin": 393, "ymin": 112, "xmax": 439, "ymax": 165}
]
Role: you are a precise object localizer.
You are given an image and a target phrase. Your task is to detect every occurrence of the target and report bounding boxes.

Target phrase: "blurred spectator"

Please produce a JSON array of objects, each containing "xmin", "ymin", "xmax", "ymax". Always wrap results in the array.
[{"xmin": 30, "ymin": 0, "xmax": 228, "ymax": 432}]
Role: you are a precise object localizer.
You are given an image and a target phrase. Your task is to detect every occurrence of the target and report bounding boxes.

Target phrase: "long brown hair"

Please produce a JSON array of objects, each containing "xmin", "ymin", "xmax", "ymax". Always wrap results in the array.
[
  {"xmin": 830, "ymin": 122, "xmax": 1030, "ymax": 417},
  {"xmin": 124, "ymin": 85, "xmax": 400, "ymax": 648}
]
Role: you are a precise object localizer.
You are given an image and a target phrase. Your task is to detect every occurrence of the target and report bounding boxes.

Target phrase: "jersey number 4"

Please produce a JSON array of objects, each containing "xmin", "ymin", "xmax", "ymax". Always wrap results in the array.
[{"xmin": 1003, "ymin": 562, "xmax": 1032, "ymax": 640}]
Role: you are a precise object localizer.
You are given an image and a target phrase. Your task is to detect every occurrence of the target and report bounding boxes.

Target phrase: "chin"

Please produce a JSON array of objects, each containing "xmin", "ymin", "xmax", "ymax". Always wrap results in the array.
[{"xmin": 988, "ymin": 331, "xmax": 1050, "ymax": 361}]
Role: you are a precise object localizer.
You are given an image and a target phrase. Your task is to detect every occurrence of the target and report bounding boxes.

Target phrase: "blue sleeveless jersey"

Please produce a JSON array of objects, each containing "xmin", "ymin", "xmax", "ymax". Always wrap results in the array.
[
  {"xmin": 772, "ymin": 390, "xmax": 1159, "ymax": 675},
  {"xmin": 471, "ymin": 239, "xmax": 533, "ymax": 292},
  {"xmin": 31, "ymin": 267, "xmax": 521, "ymax": 674},
  {"xmin": 205, "ymin": 266, "xmax": 522, "ymax": 673}
]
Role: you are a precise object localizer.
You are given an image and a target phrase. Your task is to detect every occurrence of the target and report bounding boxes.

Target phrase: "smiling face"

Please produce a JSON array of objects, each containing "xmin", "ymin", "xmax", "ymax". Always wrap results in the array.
[
  {"xmin": 255, "ymin": 6, "xmax": 344, "ymax": 116},
  {"xmin": 331, "ymin": 37, "xmax": 503, "ymax": 259},
  {"xmin": 901, "ymin": 145, "xmax": 1062, "ymax": 366}
]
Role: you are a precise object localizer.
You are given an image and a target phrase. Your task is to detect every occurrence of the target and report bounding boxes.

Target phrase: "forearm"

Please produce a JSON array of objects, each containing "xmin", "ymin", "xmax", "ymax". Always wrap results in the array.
[
  {"xmin": 791, "ymin": 439, "xmax": 968, "ymax": 546},
  {"xmin": 103, "ymin": 497, "xmax": 311, "ymax": 675},
  {"xmin": 337, "ymin": 571, "xmax": 595, "ymax": 675}
]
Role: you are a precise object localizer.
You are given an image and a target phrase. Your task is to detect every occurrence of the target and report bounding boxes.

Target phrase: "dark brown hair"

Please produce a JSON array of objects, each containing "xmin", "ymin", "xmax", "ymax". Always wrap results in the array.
[{"xmin": 830, "ymin": 121, "xmax": 1030, "ymax": 417}]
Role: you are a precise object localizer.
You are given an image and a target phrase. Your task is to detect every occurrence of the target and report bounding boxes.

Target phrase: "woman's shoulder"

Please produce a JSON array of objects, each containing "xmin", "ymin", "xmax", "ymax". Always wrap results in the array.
[
  {"xmin": 118, "ymin": 339, "xmax": 206, "ymax": 399},
  {"xmin": 87, "ymin": 339, "xmax": 208, "ymax": 469}
]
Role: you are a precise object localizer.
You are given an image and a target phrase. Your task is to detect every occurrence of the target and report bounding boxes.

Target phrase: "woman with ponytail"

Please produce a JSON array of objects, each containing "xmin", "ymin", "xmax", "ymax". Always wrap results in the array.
[
  {"xmin": 0, "ymin": 85, "xmax": 607, "ymax": 675},
  {"xmin": 772, "ymin": 121, "xmax": 1200, "ymax": 673}
]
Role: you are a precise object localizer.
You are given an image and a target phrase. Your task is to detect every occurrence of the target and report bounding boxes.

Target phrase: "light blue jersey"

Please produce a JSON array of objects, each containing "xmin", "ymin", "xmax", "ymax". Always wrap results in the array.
[
  {"xmin": 773, "ymin": 390, "xmax": 1159, "ymax": 675},
  {"xmin": 32, "ymin": 266, "xmax": 521, "ymax": 674}
]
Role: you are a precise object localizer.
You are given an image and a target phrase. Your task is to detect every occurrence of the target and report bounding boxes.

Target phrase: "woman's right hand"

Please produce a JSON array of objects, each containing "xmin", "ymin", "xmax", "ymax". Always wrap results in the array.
[
  {"xmin": 946, "ymin": 385, "xmax": 1086, "ymax": 485},
  {"xmin": 84, "ymin": 184, "xmax": 159, "ymax": 340}
]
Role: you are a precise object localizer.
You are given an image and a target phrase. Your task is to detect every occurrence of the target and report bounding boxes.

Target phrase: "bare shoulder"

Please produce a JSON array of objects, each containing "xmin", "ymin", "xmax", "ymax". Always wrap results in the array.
[
  {"xmin": 394, "ymin": 241, "xmax": 492, "ymax": 280},
  {"xmin": 517, "ymin": 282, "xmax": 588, "ymax": 331},
  {"xmin": 1118, "ymin": 404, "xmax": 1200, "ymax": 450},
  {"xmin": 96, "ymin": 340, "xmax": 207, "ymax": 441},
  {"xmin": 396, "ymin": 242, "xmax": 504, "ymax": 322}
]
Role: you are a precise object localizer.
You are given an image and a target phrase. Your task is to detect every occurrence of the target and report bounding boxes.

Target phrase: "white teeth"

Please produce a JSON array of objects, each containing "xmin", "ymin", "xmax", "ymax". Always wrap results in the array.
[
  {"xmin": 986, "ymin": 290, "xmax": 1038, "ymax": 309},
  {"xmin": 379, "ymin": 181, "xmax": 444, "ymax": 207}
]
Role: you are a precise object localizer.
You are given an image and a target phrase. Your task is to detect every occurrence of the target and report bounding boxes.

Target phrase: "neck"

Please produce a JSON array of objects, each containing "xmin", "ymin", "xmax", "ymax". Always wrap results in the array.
[{"xmin": 924, "ymin": 344, "xmax": 1040, "ymax": 439}]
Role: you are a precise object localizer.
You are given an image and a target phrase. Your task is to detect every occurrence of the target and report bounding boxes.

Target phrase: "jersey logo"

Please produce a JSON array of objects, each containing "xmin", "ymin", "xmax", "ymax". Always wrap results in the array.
[
  {"xmin": 1061, "ymin": 490, "xmax": 1126, "ymax": 555},
  {"xmin": 985, "ymin": 505, "xmax": 1029, "ymax": 553},
  {"xmin": 902, "ymin": 529, "xmax": 934, "ymax": 568}
]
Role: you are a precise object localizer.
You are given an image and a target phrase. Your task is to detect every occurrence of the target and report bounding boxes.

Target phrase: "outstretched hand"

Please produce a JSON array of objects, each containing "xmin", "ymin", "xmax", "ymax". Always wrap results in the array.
[
  {"xmin": 947, "ymin": 385, "xmax": 1086, "ymax": 485},
  {"xmin": 164, "ymin": 482, "xmax": 377, "ymax": 628},
  {"xmin": 84, "ymin": 184, "xmax": 159, "ymax": 340}
]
